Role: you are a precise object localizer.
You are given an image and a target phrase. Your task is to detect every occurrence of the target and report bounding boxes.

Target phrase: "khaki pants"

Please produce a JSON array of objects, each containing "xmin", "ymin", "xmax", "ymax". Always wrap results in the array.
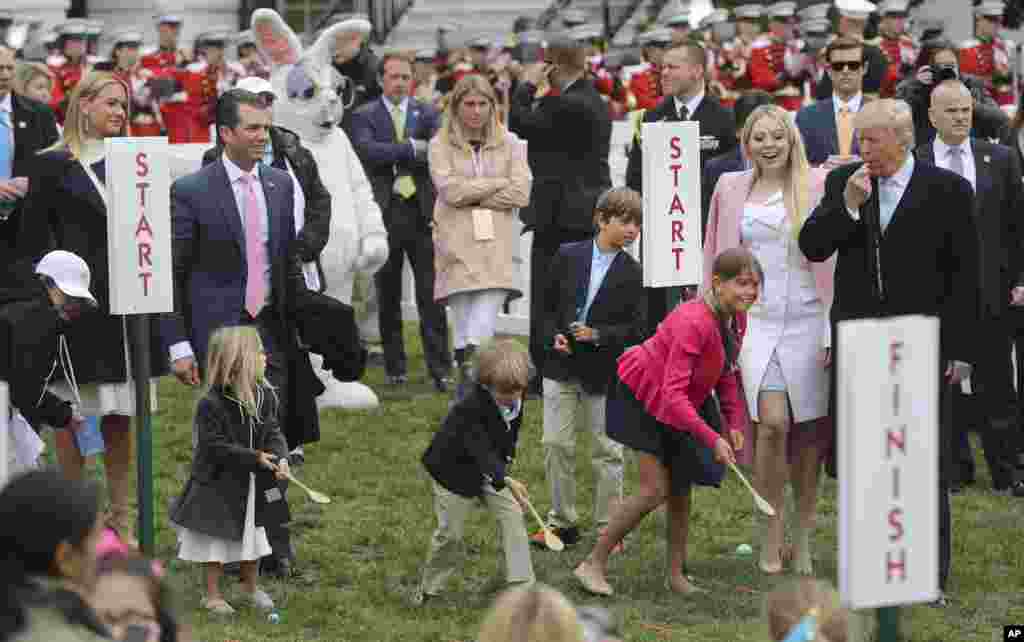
[
  {"xmin": 542, "ymin": 378, "xmax": 624, "ymax": 530},
  {"xmin": 420, "ymin": 481, "xmax": 534, "ymax": 595}
]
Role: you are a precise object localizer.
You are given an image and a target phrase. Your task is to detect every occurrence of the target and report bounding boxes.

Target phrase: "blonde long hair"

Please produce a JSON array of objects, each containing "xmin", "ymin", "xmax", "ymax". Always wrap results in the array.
[
  {"xmin": 439, "ymin": 74, "xmax": 505, "ymax": 151},
  {"xmin": 740, "ymin": 105, "xmax": 812, "ymax": 239},
  {"xmin": 478, "ymin": 584, "xmax": 584, "ymax": 642},
  {"xmin": 47, "ymin": 71, "xmax": 130, "ymax": 159},
  {"xmin": 204, "ymin": 326, "xmax": 272, "ymax": 419}
]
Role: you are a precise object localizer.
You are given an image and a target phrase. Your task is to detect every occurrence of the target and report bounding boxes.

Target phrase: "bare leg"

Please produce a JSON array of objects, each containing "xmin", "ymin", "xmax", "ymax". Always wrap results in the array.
[
  {"xmin": 239, "ymin": 560, "xmax": 259, "ymax": 593},
  {"xmin": 666, "ymin": 488, "xmax": 704, "ymax": 593},
  {"xmin": 101, "ymin": 415, "xmax": 136, "ymax": 547},
  {"xmin": 54, "ymin": 429, "xmax": 85, "ymax": 480},
  {"xmin": 206, "ymin": 562, "xmax": 225, "ymax": 601},
  {"xmin": 754, "ymin": 391, "xmax": 791, "ymax": 574},
  {"xmin": 575, "ymin": 453, "xmax": 669, "ymax": 594},
  {"xmin": 789, "ymin": 420, "xmax": 823, "ymax": 575}
]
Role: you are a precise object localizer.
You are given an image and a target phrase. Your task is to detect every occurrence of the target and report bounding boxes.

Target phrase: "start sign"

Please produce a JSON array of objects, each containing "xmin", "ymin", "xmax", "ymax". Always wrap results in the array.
[
  {"xmin": 105, "ymin": 138, "xmax": 173, "ymax": 315},
  {"xmin": 640, "ymin": 121, "xmax": 702, "ymax": 288}
]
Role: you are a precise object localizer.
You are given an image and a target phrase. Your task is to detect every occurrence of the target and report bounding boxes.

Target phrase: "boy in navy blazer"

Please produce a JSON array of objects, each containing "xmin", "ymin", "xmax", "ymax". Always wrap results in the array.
[{"xmin": 532, "ymin": 188, "xmax": 647, "ymax": 547}]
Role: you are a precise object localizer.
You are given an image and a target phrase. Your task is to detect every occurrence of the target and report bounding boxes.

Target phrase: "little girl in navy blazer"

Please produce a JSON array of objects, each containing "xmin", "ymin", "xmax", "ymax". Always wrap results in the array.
[
  {"xmin": 416, "ymin": 339, "xmax": 535, "ymax": 603},
  {"xmin": 170, "ymin": 326, "xmax": 290, "ymax": 616}
]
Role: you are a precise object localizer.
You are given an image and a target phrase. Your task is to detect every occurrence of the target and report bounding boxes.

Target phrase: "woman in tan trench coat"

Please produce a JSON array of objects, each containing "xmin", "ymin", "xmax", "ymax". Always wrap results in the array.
[{"xmin": 429, "ymin": 74, "xmax": 532, "ymax": 399}]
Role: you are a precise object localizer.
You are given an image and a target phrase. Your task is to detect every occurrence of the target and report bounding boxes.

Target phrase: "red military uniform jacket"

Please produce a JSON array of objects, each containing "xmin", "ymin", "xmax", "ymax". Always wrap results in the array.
[
  {"xmin": 749, "ymin": 36, "xmax": 804, "ymax": 111},
  {"xmin": 169, "ymin": 60, "xmax": 244, "ymax": 144},
  {"xmin": 877, "ymin": 35, "xmax": 918, "ymax": 98},
  {"xmin": 48, "ymin": 57, "xmax": 88, "ymax": 124},
  {"xmin": 960, "ymin": 37, "xmax": 1014, "ymax": 106},
  {"xmin": 140, "ymin": 47, "xmax": 192, "ymax": 142},
  {"xmin": 718, "ymin": 37, "xmax": 756, "ymax": 108},
  {"xmin": 624, "ymin": 62, "xmax": 661, "ymax": 111}
]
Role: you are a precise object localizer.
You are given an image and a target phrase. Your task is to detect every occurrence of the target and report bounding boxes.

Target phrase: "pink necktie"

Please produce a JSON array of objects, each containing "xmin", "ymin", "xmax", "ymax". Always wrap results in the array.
[{"xmin": 240, "ymin": 174, "xmax": 267, "ymax": 318}]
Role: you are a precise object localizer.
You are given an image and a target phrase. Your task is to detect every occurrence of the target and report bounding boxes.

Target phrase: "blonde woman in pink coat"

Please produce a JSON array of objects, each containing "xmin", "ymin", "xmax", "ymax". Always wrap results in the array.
[
  {"xmin": 429, "ymin": 75, "xmax": 532, "ymax": 399},
  {"xmin": 703, "ymin": 105, "xmax": 835, "ymax": 576}
]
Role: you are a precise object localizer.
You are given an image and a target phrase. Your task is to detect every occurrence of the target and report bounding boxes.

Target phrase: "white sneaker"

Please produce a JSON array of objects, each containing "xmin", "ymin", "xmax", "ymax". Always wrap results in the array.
[{"xmin": 240, "ymin": 587, "xmax": 275, "ymax": 611}]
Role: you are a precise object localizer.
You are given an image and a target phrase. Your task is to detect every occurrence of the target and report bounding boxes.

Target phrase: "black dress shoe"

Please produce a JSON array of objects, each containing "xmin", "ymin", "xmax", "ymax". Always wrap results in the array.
[
  {"xmin": 385, "ymin": 374, "xmax": 409, "ymax": 385},
  {"xmin": 433, "ymin": 376, "xmax": 453, "ymax": 393},
  {"xmin": 260, "ymin": 556, "xmax": 293, "ymax": 579}
]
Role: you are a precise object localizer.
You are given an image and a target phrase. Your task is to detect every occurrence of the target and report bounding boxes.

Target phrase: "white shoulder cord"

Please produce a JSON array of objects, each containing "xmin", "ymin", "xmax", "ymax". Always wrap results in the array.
[{"xmin": 35, "ymin": 334, "xmax": 83, "ymax": 413}]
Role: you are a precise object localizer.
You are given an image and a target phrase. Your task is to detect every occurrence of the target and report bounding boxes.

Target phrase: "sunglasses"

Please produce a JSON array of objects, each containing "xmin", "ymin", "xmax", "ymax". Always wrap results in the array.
[{"xmin": 830, "ymin": 61, "xmax": 863, "ymax": 72}]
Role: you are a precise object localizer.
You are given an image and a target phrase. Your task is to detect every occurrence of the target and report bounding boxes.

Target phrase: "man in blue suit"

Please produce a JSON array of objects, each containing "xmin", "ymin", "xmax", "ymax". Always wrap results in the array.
[
  {"xmin": 161, "ymin": 89, "xmax": 317, "ymax": 577},
  {"xmin": 350, "ymin": 53, "xmax": 451, "ymax": 390},
  {"xmin": 796, "ymin": 37, "xmax": 865, "ymax": 166}
]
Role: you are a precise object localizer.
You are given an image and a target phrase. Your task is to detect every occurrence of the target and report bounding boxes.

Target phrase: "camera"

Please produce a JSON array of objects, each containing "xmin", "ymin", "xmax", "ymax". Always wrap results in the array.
[{"xmin": 930, "ymin": 64, "xmax": 959, "ymax": 83}]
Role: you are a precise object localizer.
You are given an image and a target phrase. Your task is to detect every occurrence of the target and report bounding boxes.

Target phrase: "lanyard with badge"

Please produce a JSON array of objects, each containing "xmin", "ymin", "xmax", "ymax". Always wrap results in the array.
[{"xmin": 470, "ymin": 143, "xmax": 495, "ymax": 241}]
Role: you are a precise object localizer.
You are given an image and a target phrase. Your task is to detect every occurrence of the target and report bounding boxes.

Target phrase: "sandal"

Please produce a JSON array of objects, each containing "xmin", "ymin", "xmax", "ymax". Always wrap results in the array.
[{"xmin": 201, "ymin": 597, "xmax": 236, "ymax": 615}]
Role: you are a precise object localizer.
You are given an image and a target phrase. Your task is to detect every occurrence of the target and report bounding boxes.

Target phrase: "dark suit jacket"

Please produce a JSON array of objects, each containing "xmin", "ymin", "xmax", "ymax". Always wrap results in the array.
[
  {"xmin": 0, "ymin": 94, "xmax": 60, "ymax": 252},
  {"xmin": 160, "ymin": 158, "xmax": 303, "ymax": 368},
  {"xmin": 540, "ymin": 240, "xmax": 647, "ymax": 393},
  {"xmin": 17, "ymin": 150, "xmax": 168, "ymax": 384},
  {"xmin": 916, "ymin": 138, "xmax": 1024, "ymax": 318},
  {"xmin": 349, "ymin": 96, "xmax": 439, "ymax": 236},
  {"xmin": 421, "ymin": 383, "xmax": 523, "ymax": 498},
  {"xmin": 799, "ymin": 159, "xmax": 979, "ymax": 364},
  {"xmin": 795, "ymin": 98, "xmax": 861, "ymax": 166},
  {"xmin": 701, "ymin": 147, "xmax": 746, "ymax": 232},
  {"xmin": 509, "ymin": 77, "xmax": 612, "ymax": 236},
  {"xmin": 626, "ymin": 94, "xmax": 737, "ymax": 197}
]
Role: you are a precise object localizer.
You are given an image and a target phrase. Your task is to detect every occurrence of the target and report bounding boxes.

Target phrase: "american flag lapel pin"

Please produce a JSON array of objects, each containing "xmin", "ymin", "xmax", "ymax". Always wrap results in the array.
[{"xmin": 983, "ymin": 155, "xmax": 991, "ymax": 163}]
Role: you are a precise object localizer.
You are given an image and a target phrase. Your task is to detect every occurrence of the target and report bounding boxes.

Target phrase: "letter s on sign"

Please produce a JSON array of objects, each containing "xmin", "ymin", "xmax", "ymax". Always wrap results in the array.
[
  {"xmin": 136, "ymin": 153, "xmax": 149, "ymax": 178},
  {"xmin": 670, "ymin": 136, "xmax": 681, "ymax": 159}
]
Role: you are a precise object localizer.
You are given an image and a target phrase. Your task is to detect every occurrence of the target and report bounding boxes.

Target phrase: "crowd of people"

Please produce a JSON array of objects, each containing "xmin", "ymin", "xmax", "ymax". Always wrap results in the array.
[{"xmin": 2, "ymin": 0, "xmax": 1024, "ymax": 640}]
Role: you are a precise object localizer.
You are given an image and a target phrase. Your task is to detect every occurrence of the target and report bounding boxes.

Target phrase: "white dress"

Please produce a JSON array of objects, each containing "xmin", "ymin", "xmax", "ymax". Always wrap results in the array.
[
  {"xmin": 739, "ymin": 191, "xmax": 829, "ymax": 423},
  {"xmin": 177, "ymin": 420, "xmax": 272, "ymax": 564}
]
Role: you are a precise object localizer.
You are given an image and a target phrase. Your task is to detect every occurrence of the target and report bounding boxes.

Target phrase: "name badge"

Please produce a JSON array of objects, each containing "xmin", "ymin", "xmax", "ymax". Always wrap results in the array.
[
  {"xmin": 265, "ymin": 487, "xmax": 283, "ymax": 503},
  {"xmin": 700, "ymin": 136, "xmax": 721, "ymax": 151},
  {"xmin": 472, "ymin": 208, "xmax": 496, "ymax": 241}
]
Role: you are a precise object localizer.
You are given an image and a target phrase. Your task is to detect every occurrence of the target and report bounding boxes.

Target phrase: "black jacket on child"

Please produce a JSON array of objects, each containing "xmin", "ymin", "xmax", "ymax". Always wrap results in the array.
[
  {"xmin": 422, "ymin": 384, "xmax": 523, "ymax": 498},
  {"xmin": 170, "ymin": 386, "xmax": 290, "ymax": 541},
  {"xmin": 0, "ymin": 262, "xmax": 74, "ymax": 431}
]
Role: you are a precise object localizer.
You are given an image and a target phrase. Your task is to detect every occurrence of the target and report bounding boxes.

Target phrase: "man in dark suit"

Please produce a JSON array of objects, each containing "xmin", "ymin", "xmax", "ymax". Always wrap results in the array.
[
  {"xmin": 161, "ymin": 89, "xmax": 318, "ymax": 576},
  {"xmin": 0, "ymin": 44, "xmax": 60, "ymax": 256},
  {"xmin": 796, "ymin": 37, "xmax": 865, "ymax": 166},
  {"xmin": 509, "ymin": 34, "xmax": 612, "ymax": 388},
  {"xmin": 800, "ymin": 98, "xmax": 979, "ymax": 605},
  {"xmin": 701, "ymin": 90, "xmax": 773, "ymax": 221},
  {"xmin": 623, "ymin": 40, "xmax": 736, "ymax": 333},
  {"xmin": 916, "ymin": 80, "xmax": 1024, "ymax": 496},
  {"xmin": 350, "ymin": 53, "xmax": 450, "ymax": 390},
  {"xmin": 533, "ymin": 188, "xmax": 647, "ymax": 548}
]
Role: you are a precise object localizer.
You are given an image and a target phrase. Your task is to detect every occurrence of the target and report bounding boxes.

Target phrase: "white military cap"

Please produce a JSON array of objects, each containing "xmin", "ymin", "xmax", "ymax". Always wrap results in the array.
[
  {"xmin": 878, "ymin": 0, "xmax": 910, "ymax": 15},
  {"xmin": 699, "ymin": 9, "xmax": 731, "ymax": 29},
  {"xmin": 665, "ymin": 9, "xmax": 692, "ymax": 27},
  {"xmin": 198, "ymin": 27, "xmax": 233, "ymax": 45},
  {"xmin": 414, "ymin": 47, "xmax": 436, "ymax": 62},
  {"xmin": 798, "ymin": 3, "xmax": 831, "ymax": 20},
  {"xmin": 84, "ymin": 20, "xmax": 104, "ymax": 37},
  {"xmin": 155, "ymin": 13, "xmax": 183, "ymax": 25},
  {"xmin": 800, "ymin": 18, "xmax": 832, "ymax": 35},
  {"xmin": 975, "ymin": 0, "xmax": 1005, "ymax": 16},
  {"xmin": 734, "ymin": 4, "xmax": 764, "ymax": 19},
  {"xmin": 111, "ymin": 29, "xmax": 143, "ymax": 46},
  {"xmin": 569, "ymin": 23, "xmax": 604, "ymax": 42},
  {"xmin": 561, "ymin": 9, "xmax": 589, "ymax": 26},
  {"xmin": 768, "ymin": 2, "xmax": 797, "ymax": 18},
  {"xmin": 639, "ymin": 27, "xmax": 674, "ymax": 45},
  {"xmin": 59, "ymin": 19, "xmax": 90, "ymax": 37},
  {"xmin": 467, "ymin": 35, "xmax": 492, "ymax": 49},
  {"xmin": 835, "ymin": 0, "xmax": 877, "ymax": 20}
]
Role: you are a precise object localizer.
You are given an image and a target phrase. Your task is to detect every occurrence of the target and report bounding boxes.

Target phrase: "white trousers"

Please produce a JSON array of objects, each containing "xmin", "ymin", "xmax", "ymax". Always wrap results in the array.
[
  {"xmin": 541, "ymin": 378, "xmax": 623, "ymax": 530},
  {"xmin": 420, "ymin": 481, "xmax": 534, "ymax": 595},
  {"xmin": 447, "ymin": 290, "xmax": 507, "ymax": 350}
]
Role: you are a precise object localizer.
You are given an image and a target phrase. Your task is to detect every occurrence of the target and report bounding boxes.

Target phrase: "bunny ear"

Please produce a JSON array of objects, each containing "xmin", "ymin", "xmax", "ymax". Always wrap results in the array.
[
  {"xmin": 309, "ymin": 16, "xmax": 372, "ymax": 69},
  {"xmin": 251, "ymin": 9, "xmax": 301, "ymax": 66}
]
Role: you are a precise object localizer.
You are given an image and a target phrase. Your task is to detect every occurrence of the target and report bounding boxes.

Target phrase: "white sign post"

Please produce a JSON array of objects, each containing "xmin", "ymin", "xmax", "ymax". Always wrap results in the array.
[
  {"xmin": 838, "ymin": 315, "xmax": 939, "ymax": 610},
  {"xmin": 640, "ymin": 122, "xmax": 702, "ymax": 288},
  {"xmin": 105, "ymin": 137, "xmax": 173, "ymax": 553},
  {"xmin": 106, "ymin": 137, "xmax": 173, "ymax": 315}
]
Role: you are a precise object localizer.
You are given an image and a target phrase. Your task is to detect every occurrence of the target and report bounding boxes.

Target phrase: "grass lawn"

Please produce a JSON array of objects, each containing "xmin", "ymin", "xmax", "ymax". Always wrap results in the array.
[{"xmin": 118, "ymin": 327, "xmax": 1024, "ymax": 641}]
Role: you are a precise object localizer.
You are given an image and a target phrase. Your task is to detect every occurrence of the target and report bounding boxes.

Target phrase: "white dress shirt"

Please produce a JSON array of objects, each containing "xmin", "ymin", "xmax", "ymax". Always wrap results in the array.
[
  {"xmin": 674, "ymin": 90, "xmax": 705, "ymax": 120},
  {"xmin": 846, "ymin": 154, "xmax": 914, "ymax": 231},
  {"xmin": 832, "ymin": 92, "xmax": 863, "ymax": 115},
  {"xmin": 933, "ymin": 137, "xmax": 976, "ymax": 193},
  {"xmin": 0, "ymin": 92, "xmax": 13, "ymax": 179},
  {"xmin": 169, "ymin": 155, "xmax": 272, "ymax": 363}
]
